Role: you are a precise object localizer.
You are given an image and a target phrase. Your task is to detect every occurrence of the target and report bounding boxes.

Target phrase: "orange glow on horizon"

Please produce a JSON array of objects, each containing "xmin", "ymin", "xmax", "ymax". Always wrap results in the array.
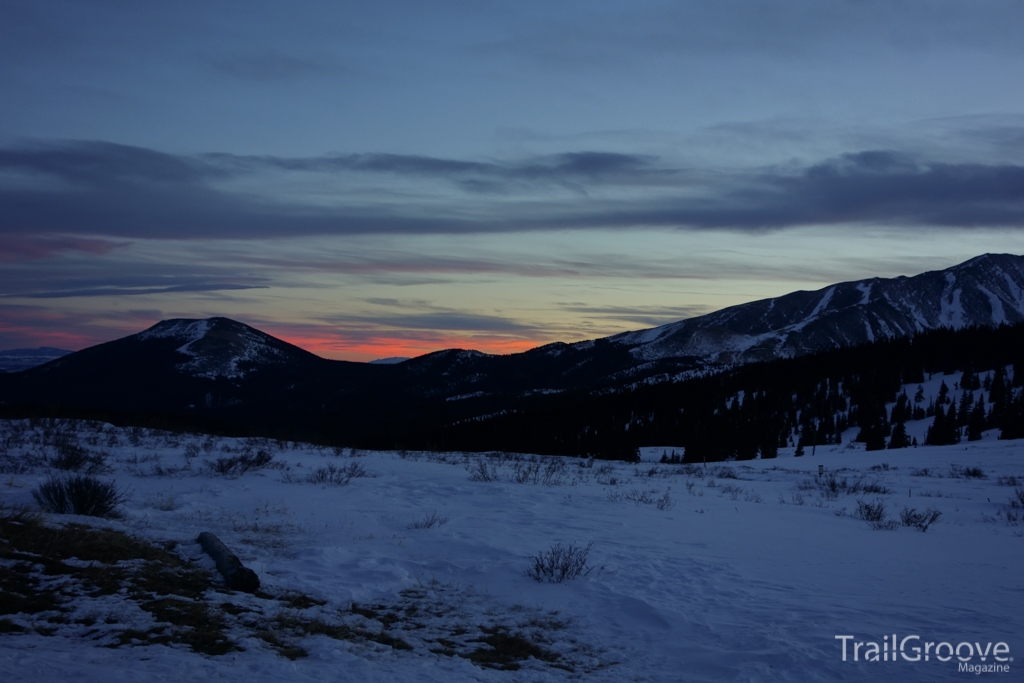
[{"xmin": 261, "ymin": 327, "xmax": 548, "ymax": 362}]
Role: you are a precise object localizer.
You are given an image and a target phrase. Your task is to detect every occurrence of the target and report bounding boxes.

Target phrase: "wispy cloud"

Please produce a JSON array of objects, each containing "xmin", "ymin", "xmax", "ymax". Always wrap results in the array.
[
  {"xmin": 557, "ymin": 303, "xmax": 713, "ymax": 328},
  {"xmin": 0, "ymin": 235, "xmax": 130, "ymax": 261},
  {"xmin": 0, "ymin": 262, "xmax": 271, "ymax": 300},
  {"xmin": 0, "ymin": 303, "xmax": 159, "ymax": 350},
  {"xmin": 6, "ymin": 282, "xmax": 268, "ymax": 299},
  {"xmin": 2, "ymin": 140, "xmax": 1024, "ymax": 243}
]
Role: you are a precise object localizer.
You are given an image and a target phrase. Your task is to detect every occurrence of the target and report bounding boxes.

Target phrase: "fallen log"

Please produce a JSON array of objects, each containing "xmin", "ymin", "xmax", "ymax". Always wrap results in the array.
[{"xmin": 197, "ymin": 531, "xmax": 260, "ymax": 593}]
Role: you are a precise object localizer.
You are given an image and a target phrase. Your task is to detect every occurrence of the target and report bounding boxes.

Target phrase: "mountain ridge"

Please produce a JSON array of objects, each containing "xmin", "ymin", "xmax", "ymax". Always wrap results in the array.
[
  {"xmin": 604, "ymin": 252, "xmax": 1024, "ymax": 366},
  {"xmin": 6, "ymin": 253, "xmax": 1023, "ymax": 379},
  {"xmin": 2, "ymin": 253, "xmax": 1024, "ymax": 457}
]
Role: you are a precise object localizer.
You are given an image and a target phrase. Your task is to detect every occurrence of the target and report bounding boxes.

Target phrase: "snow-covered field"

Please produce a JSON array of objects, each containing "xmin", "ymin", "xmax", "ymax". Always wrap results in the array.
[{"xmin": 1, "ymin": 418, "xmax": 1022, "ymax": 682}]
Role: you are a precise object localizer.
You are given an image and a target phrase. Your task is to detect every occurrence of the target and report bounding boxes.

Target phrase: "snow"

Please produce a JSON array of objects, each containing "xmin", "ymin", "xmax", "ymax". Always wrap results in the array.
[
  {"xmin": 809, "ymin": 286, "xmax": 835, "ymax": 318},
  {"xmin": 862, "ymin": 318, "xmax": 875, "ymax": 342},
  {"xmin": 445, "ymin": 391, "xmax": 486, "ymax": 402},
  {"xmin": 856, "ymin": 282, "xmax": 872, "ymax": 305},
  {"xmin": 610, "ymin": 324, "xmax": 669, "ymax": 347},
  {"xmin": 978, "ymin": 285, "xmax": 1007, "ymax": 325},
  {"xmin": 2, "ymin": 419, "xmax": 1022, "ymax": 682},
  {"xmin": 138, "ymin": 319, "xmax": 212, "ymax": 344},
  {"xmin": 138, "ymin": 319, "xmax": 289, "ymax": 379},
  {"xmin": 1003, "ymin": 271, "xmax": 1024, "ymax": 311}
]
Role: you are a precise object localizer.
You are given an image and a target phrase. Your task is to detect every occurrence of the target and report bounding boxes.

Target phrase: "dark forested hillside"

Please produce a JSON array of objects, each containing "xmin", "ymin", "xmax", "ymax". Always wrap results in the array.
[
  {"xmin": 433, "ymin": 323, "xmax": 1024, "ymax": 461},
  {"xmin": 3, "ymin": 322, "xmax": 1024, "ymax": 461}
]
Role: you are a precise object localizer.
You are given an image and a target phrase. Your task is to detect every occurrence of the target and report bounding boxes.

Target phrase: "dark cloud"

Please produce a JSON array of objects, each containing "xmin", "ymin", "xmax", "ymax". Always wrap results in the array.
[
  {"xmin": 0, "ymin": 264, "xmax": 271, "ymax": 299},
  {"xmin": 343, "ymin": 312, "xmax": 537, "ymax": 334},
  {"xmin": 2, "ymin": 140, "xmax": 1024, "ymax": 240},
  {"xmin": 543, "ymin": 151, "xmax": 1024, "ymax": 232},
  {"xmin": 557, "ymin": 303, "xmax": 713, "ymax": 328},
  {"xmin": 210, "ymin": 150, "xmax": 665, "ymax": 190},
  {"xmin": 7, "ymin": 282, "xmax": 267, "ymax": 299},
  {"xmin": 0, "ymin": 141, "xmax": 220, "ymax": 186},
  {"xmin": 321, "ymin": 299, "xmax": 541, "ymax": 335}
]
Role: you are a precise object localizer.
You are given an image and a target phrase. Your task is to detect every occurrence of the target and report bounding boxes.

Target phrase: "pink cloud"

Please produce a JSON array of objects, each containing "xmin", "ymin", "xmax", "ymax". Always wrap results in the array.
[{"xmin": 0, "ymin": 235, "xmax": 131, "ymax": 262}]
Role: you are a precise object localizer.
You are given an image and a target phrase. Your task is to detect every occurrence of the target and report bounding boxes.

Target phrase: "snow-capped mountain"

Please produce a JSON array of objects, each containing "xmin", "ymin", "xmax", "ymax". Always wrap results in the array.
[
  {"xmin": 134, "ymin": 317, "xmax": 314, "ymax": 379},
  {"xmin": 608, "ymin": 253, "xmax": 1024, "ymax": 365},
  {"xmin": 2, "ymin": 254, "xmax": 1023, "ymax": 455}
]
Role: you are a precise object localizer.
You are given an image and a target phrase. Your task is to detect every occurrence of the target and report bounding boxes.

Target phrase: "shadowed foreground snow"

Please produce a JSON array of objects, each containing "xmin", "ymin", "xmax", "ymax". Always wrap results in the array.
[{"xmin": 1, "ymin": 419, "xmax": 1021, "ymax": 682}]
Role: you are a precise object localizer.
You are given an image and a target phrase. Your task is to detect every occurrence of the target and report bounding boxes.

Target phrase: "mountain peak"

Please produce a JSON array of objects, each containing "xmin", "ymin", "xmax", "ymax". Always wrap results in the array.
[
  {"xmin": 138, "ymin": 317, "xmax": 245, "ymax": 341},
  {"xmin": 137, "ymin": 317, "xmax": 312, "ymax": 379},
  {"xmin": 611, "ymin": 253, "xmax": 1024, "ymax": 366}
]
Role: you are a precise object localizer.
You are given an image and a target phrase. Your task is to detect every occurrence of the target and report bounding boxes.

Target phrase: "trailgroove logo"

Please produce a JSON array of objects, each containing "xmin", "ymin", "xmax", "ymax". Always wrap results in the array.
[{"xmin": 835, "ymin": 634, "xmax": 1013, "ymax": 674}]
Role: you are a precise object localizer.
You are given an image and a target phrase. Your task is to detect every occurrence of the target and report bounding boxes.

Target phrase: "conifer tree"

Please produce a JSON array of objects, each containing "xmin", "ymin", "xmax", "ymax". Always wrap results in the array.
[
  {"xmin": 967, "ymin": 401, "xmax": 987, "ymax": 441},
  {"xmin": 948, "ymin": 403, "xmax": 961, "ymax": 444},
  {"xmin": 888, "ymin": 421, "xmax": 911, "ymax": 449},
  {"xmin": 999, "ymin": 389, "xmax": 1024, "ymax": 440},
  {"xmin": 957, "ymin": 391, "xmax": 974, "ymax": 426},
  {"xmin": 925, "ymin": 401, "xmax": 960, "ymax": 446}
]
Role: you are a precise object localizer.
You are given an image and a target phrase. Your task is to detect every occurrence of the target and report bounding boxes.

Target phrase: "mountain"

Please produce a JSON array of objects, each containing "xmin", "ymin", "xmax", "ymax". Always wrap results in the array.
[
  {"xmin": 0, "ymin": 347, "xmax": 72, "ymax": 373},
  {"xmin": 2, "ymin": 254, "xmax": 1023, "ymax": 455},
  {"xmin": 369, "ymin": 356, "xmax": 410, "ymax": 365},
  {"xmin": 132, "ymin": 317, "xmax": 321, "ymax": 379},
  {"xmin": 606, "ymin": 253, "xmax": 1024, "ymax": 366}
]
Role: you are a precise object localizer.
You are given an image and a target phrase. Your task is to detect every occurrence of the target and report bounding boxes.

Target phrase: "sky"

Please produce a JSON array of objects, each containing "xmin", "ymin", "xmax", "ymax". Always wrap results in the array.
[{"xmin": 3, "ymin": 1, "xmax": 1024, "ymax": 361}]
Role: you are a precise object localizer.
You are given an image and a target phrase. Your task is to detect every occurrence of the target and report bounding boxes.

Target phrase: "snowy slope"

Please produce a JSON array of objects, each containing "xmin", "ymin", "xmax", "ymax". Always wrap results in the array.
[
  {"xmin": 2, "ymin": 419, "xmax": 1022, "ymax": 682},
  {"xmin": 135, "ymin": 317, "xmax": 316, "ymax": 379},
  {"xmin": 609, "ymin": 253, "xmax": 1024, "ymax": 365}
]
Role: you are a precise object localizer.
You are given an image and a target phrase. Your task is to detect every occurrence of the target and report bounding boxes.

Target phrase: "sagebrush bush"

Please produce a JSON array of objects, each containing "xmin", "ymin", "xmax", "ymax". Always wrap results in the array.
[
  {"xmin": 305, "ymin": 462, "xmax": 372, "ymax": 486},
  {"xmin": 207, "ymin": 449, "xmax": 275, "ymax": 476},
  {"xmin": 855, "ymin": 498, "xmax": 898, "ymax": 530},
  {"xmin": 467, "ymin": 459, "xmax": 501, "ymax": 482},
  {"xmin": 623, "ymin": 488, "xmax": 655, "ymax": 506},
  {"xmin": 950, "ymin": 464, "xmax": 986, "ymax": 479},
  {"xmin": 47, "ymin": 433, "xmax": 109, "ymax": 474},
  {"xmin": 407, "ymin": 509, "xmax": 449, "ymax": 530},
  {"xmin": 527, "ymin": 542, "xmax": 594, "ymax": 583},
  {"xmin": 900, "ymin": 507, "xmax": 942, "ymax": 532},
  {"xmin": 32, "ymin": 474, "xmax": 129, "ymax": 518},
  {"xmin": 510, "ymin": 459, "xmax": 566, "ymax": 486}
]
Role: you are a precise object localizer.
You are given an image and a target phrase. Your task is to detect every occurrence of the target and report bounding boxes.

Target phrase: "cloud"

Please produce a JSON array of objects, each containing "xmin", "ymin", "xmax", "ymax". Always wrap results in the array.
[
  {"xmin": 0, "ymin": 303, "xmax": 156, "ymax": 350},
  {"xmin": 0, "ymin": 263, "xmax": 271, "ymax": 300},
  {"xmin": 538, "ymin": 151, "xmax": 1024, "ymax": 232},
  {"xmin": 0, "ymin": 235, "xmax": 129, "ymax": 261},
  {"xmin": 2, "ymin": 140, "xmax": 1024, "ymax": 241},
  {"xmin": 0, "ymin": 140, "xmax": 220, "ymax": 186},
  {"xmin": 337, "ymin": 312, "xmax": 538, "ymax": 334},
  {"xmin": 209, "ymin": 150, "xmax": 667, "ymax": 192},
  {"xmin": 7, "ymin": 282, "xmax": 268, "ymax": 299},
  {"xmin": 557, "ymin": 303, "xmax": 714, "ymax": 328},
  {"xmin": 313, "ymin": 297, "xmax": 544, "ymax": 336}
]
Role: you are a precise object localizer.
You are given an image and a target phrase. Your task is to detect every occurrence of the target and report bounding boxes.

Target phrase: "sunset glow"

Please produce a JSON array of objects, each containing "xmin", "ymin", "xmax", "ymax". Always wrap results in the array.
[{"xmin": 2, "ymin": 2, "xmax": 1023, "ymax": 359}]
